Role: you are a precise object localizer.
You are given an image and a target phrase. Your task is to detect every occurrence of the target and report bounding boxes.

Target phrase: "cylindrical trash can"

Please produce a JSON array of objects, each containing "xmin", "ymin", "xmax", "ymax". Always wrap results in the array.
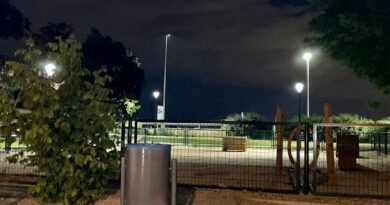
[{"xmin": 124, "ymin": 144, "xmax": 171, "ymax": 205}]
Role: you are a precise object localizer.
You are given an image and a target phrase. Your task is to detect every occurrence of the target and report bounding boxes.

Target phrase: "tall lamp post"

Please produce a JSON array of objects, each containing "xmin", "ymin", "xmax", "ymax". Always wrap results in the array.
[
  {"xmin": 162, "ymin": 34, "xmax": 171, "ymax": 120},
  {"xmin": 153, "ymin": 91, "xmax": 160, "ymax": 120},
  {"xmin": 302, "ymin": 52, "xmax": 312, "ymax": 117},
  {"xmin": 295, "ymin": 82, "xmax": 304, "ymax": 123}
]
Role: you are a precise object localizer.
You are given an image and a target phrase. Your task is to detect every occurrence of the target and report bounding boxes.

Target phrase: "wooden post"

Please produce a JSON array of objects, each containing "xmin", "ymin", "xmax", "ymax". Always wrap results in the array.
[
  {"xmin": 276, "ymin": 106, "xmax": 285, "ymax": 172},
  {"xmin": 324, "ymin": 102, "xmax": 336, "ymax": 184}
]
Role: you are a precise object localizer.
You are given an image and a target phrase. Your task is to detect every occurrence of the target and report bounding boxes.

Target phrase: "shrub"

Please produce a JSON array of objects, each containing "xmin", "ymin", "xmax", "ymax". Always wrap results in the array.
[{"xmin": 0, "ymin": 37, "xmax": 119, "ymax": 204}]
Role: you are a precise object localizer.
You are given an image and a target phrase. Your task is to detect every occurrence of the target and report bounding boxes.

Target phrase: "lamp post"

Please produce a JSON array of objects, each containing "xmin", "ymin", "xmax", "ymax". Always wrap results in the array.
[
  {"xmin": 302, "ymin": 52, "xmax": 312, "ymax": 117},
  {"xmin": 162, "ymin": 34, "xmax": 171, "ymax": 120},
  {"xmin": 153, "ymin": 90, "xmax": 160, "ymax": 120},
  {"xmin": 295, "ymin": 82, "xmax": 304, "ymax": 123}
]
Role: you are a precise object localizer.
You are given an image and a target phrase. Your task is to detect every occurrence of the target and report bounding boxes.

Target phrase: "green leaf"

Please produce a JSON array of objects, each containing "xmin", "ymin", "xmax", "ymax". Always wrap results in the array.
[{"xmin": 75, "ymin": 154, "xmax": 84, "ymax": 166}]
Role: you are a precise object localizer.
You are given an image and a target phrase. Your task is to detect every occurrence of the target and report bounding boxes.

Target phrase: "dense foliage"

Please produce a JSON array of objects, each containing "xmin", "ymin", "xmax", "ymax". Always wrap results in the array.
[
  {"xmin": 0, "ymin": 0, "xmax": 30, "ymax": 40},
  {"xmin": 225, "ymin": 112, "xmax": 266, "ymax": 122},
  {"xmin": 32, "ymin": 22, "xmax": 74, "ymax": 50},
  {"xmin": 82, "ymin": 28, "xmax": 144, "ymax": 103},
  {"xmin": 0, "ymin": 37, "xmax": 119, "ymax": 204},
  {"xmin": 224, "ymin": 112, "xmax": 269, "ymax": 139},
  {"xmin": 307, "ymin": 0, "xmax": 390, "ymax": 94}
]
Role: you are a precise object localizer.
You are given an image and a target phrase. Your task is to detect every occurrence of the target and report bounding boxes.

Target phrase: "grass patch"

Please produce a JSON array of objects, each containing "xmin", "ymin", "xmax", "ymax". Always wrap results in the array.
[
  {"xmin": 142, "ymin": 135, "xmax": 373, "ymax": 150},
  {"xmin": 0, "ymin": 140, "xmax": 25, "ymax": 148}
]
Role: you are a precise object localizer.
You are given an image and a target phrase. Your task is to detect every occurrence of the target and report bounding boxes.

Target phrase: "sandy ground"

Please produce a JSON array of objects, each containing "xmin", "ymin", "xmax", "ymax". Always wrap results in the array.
[
  {"xmin": 191, "ymin": 188, "xmax": 390, "ymax": 205},
  {"xmin": 1, "ymin": 187, "xmax": 390, "ymax": 205}
]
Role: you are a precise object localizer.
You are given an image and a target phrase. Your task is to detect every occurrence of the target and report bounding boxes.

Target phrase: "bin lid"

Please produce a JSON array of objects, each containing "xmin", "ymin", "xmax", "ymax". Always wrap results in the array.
[{"xmin": 127, "ymin": 143, "xmax": 171, "ymax": 151}]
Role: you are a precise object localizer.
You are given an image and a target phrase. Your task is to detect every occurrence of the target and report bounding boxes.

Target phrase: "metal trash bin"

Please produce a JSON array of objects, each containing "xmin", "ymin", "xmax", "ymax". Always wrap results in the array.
[{"xmin": 122, "ymin": 144, "xmax": 172, "ymax": 205}]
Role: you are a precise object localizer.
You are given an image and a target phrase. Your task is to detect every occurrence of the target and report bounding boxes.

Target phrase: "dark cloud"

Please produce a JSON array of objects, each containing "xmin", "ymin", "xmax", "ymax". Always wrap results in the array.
[{"xmin": 4, "ymin": 0, "xmax": 390, "ymax": 120}]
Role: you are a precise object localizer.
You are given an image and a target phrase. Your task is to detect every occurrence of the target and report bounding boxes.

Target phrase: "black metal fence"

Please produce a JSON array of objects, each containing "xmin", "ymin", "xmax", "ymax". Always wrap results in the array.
[
  {"xmin": 312, "ymin": 123, "xmax": 390, "ymax": 198},
  {"xmin": 373, "ymin": 133, "xmax": 390, "ymax": 155},
  {"xmin": 2, "ymin": 120, "xmax": 390, "ymax": 199},
  {"xmin": 130, "ymin": 120, "xmax": 305, "ymax": 194}
]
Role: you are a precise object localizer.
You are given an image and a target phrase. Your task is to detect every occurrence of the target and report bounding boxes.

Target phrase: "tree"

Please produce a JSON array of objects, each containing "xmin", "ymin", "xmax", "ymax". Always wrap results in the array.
[
  {"xmin": 32, "ymin": 22, "xmax": 74, "ymax": 50},
  {"xmin": 0, "ymin": 37, "xmax": 119, "ymax": 204},
  {"xmin": 290, "ymin": 114, "xmax": 323, "ymax": 124},
  {"xmin": 333, "ymin": 113, "xmax": 374, "ymax": 141},
  {"xmin": 224, "ymin": 112, "xmax": 267, "ymax": 138},
  {"xmin": 82, "ymin": 28, "xmax": 145, "ymax": 104},
  {"xmin": 225, "ymin": 112, "xmax": 266, "ymax": 122},
  {"xmin": 307, "ymin": 0, "xmax": 390, "ymax": 94},
  {"xmin": 0, "ymin": 0, "xmax": 30, "ymax": 40},
  {"xmin": 30, "ymin": 25, "xmax": 144, "ymax": 112}
]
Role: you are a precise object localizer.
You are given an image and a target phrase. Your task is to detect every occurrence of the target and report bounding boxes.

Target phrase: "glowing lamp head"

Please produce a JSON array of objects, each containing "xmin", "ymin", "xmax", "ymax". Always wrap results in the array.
[
  {"xmin": 44, "ymin": 63, "xmax": 56, "ymax": 77},
  {"xmin": 153, "ymin": 91, "xmax": 160, "ymax": 99},
  {"xmin": 295, "ymin": 82, "xmax": 304, "ymax": 93},
  {"xmin": 303, "ymin": 52, "xmax": 312, "ymax": 61},
  {"xmin": 166, "ymin": 33, "xmax": 171, "ymax": 38}
]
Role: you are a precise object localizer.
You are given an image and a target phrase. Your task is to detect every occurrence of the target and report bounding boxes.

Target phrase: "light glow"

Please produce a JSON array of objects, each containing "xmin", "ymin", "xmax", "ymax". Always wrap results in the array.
[
  {"xmin": 295, "ymin": 82, "xmax": 304, "ymax": 93},
  {"xmin": 44, "ymin": 63, "xmax": 56, "ymax": 77},
  {"xmin": 153, "ymin": 91, "xmax": 160, "ymax": 99},
  {"xmin": 303, "ymin": 52, "xmax": 312, "ymax": 61}
]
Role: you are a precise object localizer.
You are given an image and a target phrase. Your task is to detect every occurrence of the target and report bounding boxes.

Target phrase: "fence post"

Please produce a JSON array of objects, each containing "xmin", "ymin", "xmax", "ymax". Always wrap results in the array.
[
  {"xmin": 295, "ymin": 123, "xmax": 301, "ymax": 193},
  {"xmin": 275, "ymin": 107, "xmax": 285, "ymax": 172},
  {"xmin": 379, "ymin": 134, "xmax": 382, "ymax": 155},
  {"xmin": 121, "ymin": 121, "xmax": 126, "ymax": 150},
  {"xmin": 303, "ymin": 123, "xmax": 310, "ymax": 194},
  {"xmin": 385, "ymin": 133, "xmax": 388, "ymax": 155},
  {"xmin": 127, "ymin": 119, "xmax": 132, "ymax": 144},
  {"xmin": 134, "ymin": 120, "xmax": 138, "ymax": 144},
  {"xmin": 312, "ymin": 124, "xmax": 318, "ymax": 193},
  {"xmin": 323, "ymin": 102, "xmax": 335, "ymax": 184},
  {"xmin": 184, "ymin": 129, "xmax": 188, "ymax": 146}
]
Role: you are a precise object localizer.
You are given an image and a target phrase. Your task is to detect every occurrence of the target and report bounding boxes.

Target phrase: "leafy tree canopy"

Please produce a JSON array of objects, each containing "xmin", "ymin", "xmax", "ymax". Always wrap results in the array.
[
  {"xmin": 224, "ymin": 112, "xmax": 267, "ymax": 138},
  {"xmin": 290, "ymin": 114, "xmax": 323, "ymax": 123},
  {"xmin": 0, "ymin": 0, "xmax": 30, "ymax": 40},
  {"xmin": 307, "ymin": 0, "xmax": 390, "ymax": 94},
  {"xmin": 32, "ymin": 22, "xmax": 74, "ymax": 50},
  {"xmin": 225, "ymin": 112, "xmax": 266, "ymax": 122},
  {"xmin": 0, "ymin": 37, "xmax": 119, "ymax": 204},
  {"xmin": 82, "ymin": 28, "xmax": 145, "ymax": 103},
  {"xmin": 30, "ymin": 24, "xmax": 144, "ymax": 109}
]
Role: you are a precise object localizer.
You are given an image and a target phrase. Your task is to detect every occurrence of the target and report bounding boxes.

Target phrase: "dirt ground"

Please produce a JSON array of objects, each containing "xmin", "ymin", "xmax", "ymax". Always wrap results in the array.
[{"xmin": 1, "ymin": 186, "xmax": 390, "ymax": 205}]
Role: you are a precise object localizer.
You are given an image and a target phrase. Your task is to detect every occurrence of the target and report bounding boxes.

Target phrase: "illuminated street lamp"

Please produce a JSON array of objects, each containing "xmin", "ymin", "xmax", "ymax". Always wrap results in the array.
[
  {"xmin": 153, "ymin": 90, "xmax": 160, "ymax": 120},
  {"xmin": 302, "ymin": 52, "xmax": 312, "ymax": 117},
  {"xmin": 44, "ymin": 63, "xmax": 56, "ymax": 77},
  {"xmin": 162, "ymin": 34, "xmax": 171, "ymax": 120},
  {"xmin": 295, "ymin": 82, "xmax": 304, "ymax": 123}
]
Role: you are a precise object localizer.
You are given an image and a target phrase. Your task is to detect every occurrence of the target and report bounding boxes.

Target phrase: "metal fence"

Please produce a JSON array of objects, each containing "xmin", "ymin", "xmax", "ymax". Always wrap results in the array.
[
  {"xmin": 132, "ymin": 120, "xmax": 304, "ymax": 194},
  {"xmin": 372, "ymin": 133, "xmax": 390, "ymax": 155},
  {"xmin": 312, "ymin": 123, "xmax": 390, "ymax": 198},
  {"xmin": 2, "ymin": 120, "xmax": 390, "ymax": 198}
]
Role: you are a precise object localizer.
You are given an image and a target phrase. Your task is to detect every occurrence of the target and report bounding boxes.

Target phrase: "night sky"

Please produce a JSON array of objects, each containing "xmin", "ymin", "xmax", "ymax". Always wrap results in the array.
[{"xmin": 1, "ymin": 0, "xmax": 389, "ymax": 120}]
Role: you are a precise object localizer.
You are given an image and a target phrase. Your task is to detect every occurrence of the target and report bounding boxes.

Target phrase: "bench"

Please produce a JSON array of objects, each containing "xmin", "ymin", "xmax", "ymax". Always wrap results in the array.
[{"xmin": 222, "ymin": 136, "xmax": 247, "ymax": 152}]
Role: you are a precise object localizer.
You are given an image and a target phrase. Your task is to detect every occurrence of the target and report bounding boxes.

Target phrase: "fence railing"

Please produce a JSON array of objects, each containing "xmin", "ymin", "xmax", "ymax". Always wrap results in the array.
[
  {"xmin": 312, "ymin": 123, "xmax": 390, "ymax": 198},
  {"xmin": 131, "ymin": 120, "xmax": 304, "ymax": 194},
  {"xmin": 2, "ymin": 119, "xmax": 390, "ymax": 198}
]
